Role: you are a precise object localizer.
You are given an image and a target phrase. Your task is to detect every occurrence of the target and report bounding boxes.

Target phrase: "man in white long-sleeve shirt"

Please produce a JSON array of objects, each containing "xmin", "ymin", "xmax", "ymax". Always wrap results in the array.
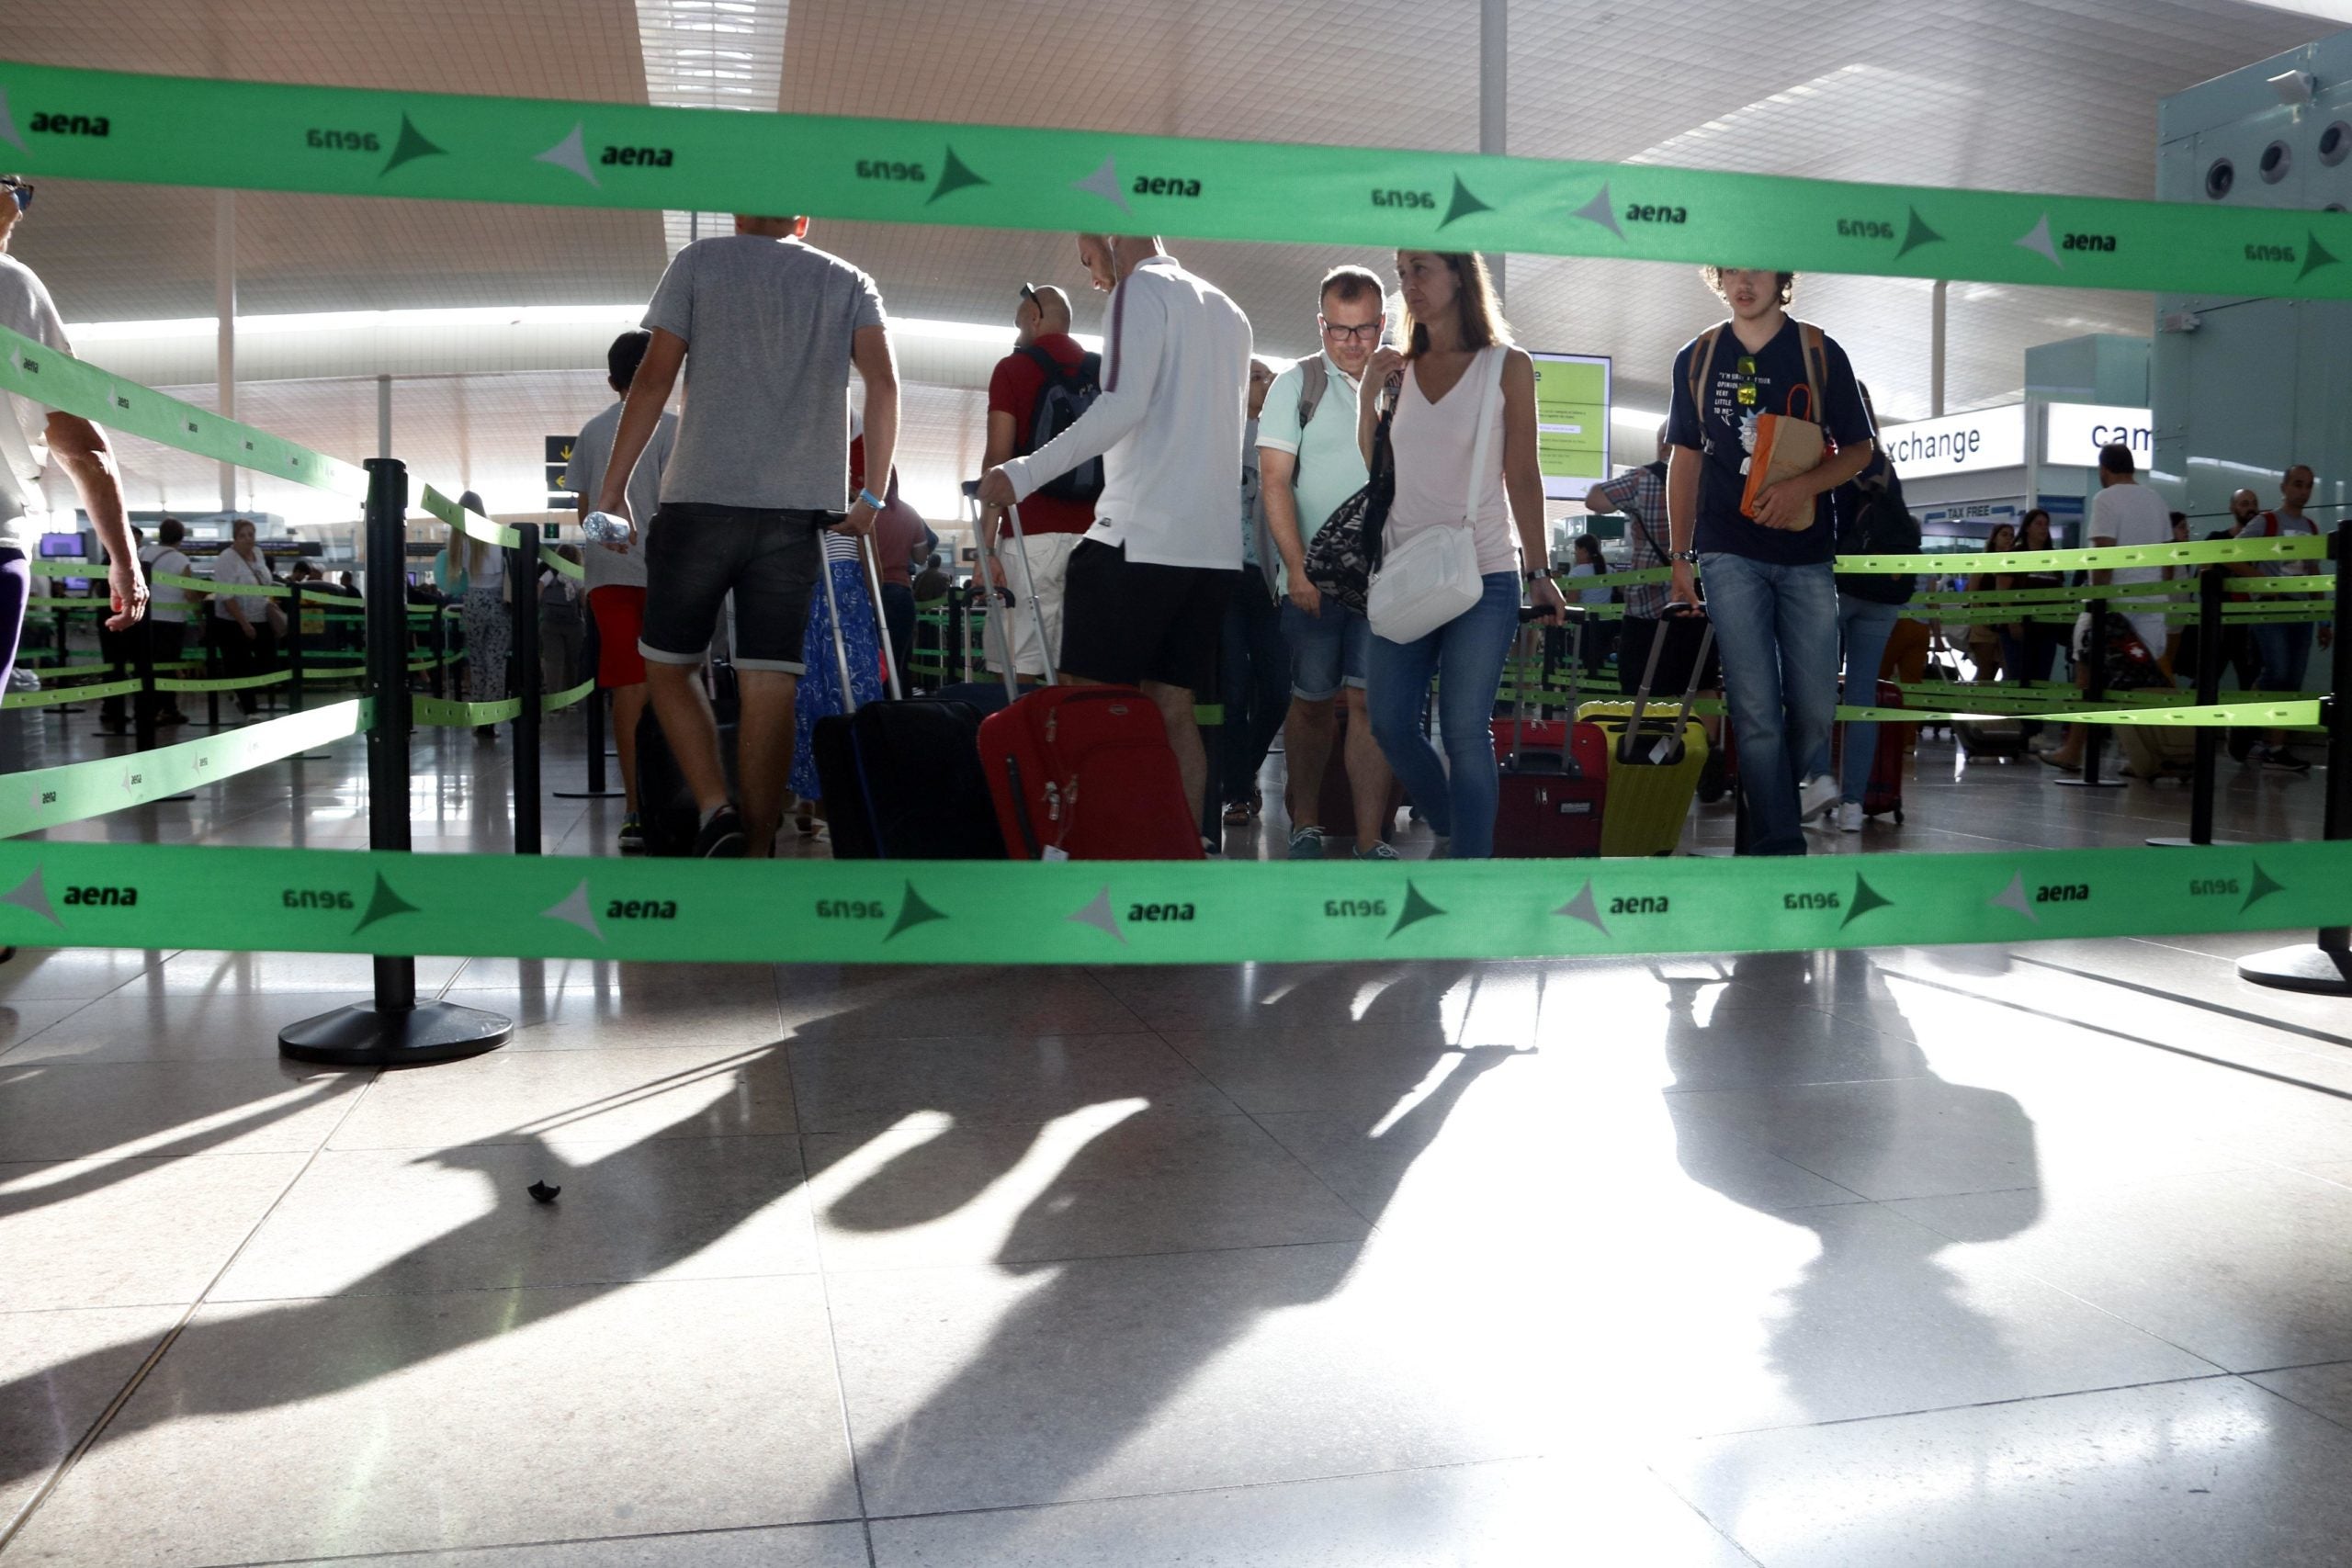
[{"xmin": 977, "ymin": 232, "xmax": 1253, "ymax": 825}]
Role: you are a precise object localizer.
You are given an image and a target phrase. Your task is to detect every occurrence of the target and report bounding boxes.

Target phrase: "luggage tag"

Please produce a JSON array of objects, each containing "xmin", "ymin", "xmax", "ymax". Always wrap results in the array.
[{"xmin": 1042, "ymin": 845, "xmax": 1070, "ymax": 862}]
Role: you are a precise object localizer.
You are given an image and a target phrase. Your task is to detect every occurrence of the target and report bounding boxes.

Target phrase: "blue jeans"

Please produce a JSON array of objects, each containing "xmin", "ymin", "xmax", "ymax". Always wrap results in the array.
[
  {"xmin": 1807, "ymin": 595, "xmax": 1901, "ymax": 806},
  {"xmin": 2253, "ymin": 620, "xmax": 2314, "ymax": 695},
  {"xmin": 1366, "ymin": 572, "xmax": 1522, "ymax": 859},
  {"xmin": 1702, "ymin": 553, "xmax": 1839, "ymax": 855}
]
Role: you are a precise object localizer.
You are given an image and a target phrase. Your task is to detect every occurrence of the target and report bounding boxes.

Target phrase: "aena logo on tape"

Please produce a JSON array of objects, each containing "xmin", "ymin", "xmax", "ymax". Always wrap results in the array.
[
  {"xmin": 1325, "ymin": 898, "xmax": 1389, "ymax": 918},
  {"xmin": 1374, "ymin": 189, "xmax": 1434, "ymax": 209},
  {"xmin": 2036, "ymin": 883, "xmax": 2092, "ymax": 903},
  {"xmin": 603, "ymin": 145, "xmax": 674, "ymax": 168},
  {"xmin": 2246, "ymin": 243, "xmax": 2296, "ymax": 264},
  {"xmin": 815, "ymin": 900, "xmax": 884, "ymax": 920},
  {"xmin": 1134, "ymin": 175, "xmax": 1203, "ymax": 197},
  {"xmin": 37, "ymin": 791, "xmax": 55, "ymax": 807},
  {"xmin": 856, "ymin": 160, "xmax": 924, "ymax": 182},
  {"xmin": 1837, "ymin": 220, "xmax": 1894, "ymax": 240},
  {"xmin": 2191, "ymin": 877, "xmax": 2242, "ymax": 897},
  {"xmin": 606, "ymin": 898, "xmax": 678, "ymax": 919},
  {"xmin": 29, "ymin": 112, "xmax": 108, "ymax": 138},
  {"xmin": 1785, "ymin": 891, "xmax": 1843, "ymax": 910},
  {"xmin": 2062, "ymin": 233, "xmax": 2118, "ymax": 253},
  {"xmin": 1127, "ymin": 902, "xmax": 1196, "ymax": 922},
  {"xmin": 307, "ymin": 130, "xmax": 381, "ymax": 152},
  {"xmin": 1611, "ymin": 895, "xmax": 1669, "ymax": 915},
  {"xmin": 1625, "ymin": 204, "xmax": 1688, "ymax": 225},
  {"xmin": 62, "ymin": 886, "xmax": 136, "ymax": 907},
  {"xmin": 283, "ymin": 889, "xmax": 356, "ymax": 910}
]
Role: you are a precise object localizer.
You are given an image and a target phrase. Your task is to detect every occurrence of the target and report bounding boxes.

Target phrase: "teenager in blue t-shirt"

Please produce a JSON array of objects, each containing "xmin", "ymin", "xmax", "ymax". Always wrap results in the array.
[{"xmin": 1664, "ymin": 266, "xmax": 1875, "ymax": 855}]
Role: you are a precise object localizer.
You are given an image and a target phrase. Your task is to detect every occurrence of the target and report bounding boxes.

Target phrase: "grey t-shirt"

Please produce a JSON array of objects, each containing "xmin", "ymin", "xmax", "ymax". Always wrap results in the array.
[
  {"xmin": 562, "ymin": 401, "xmax": 677, "ymax": 592},
  {"xmin": 642, "ymin": 234, "xmax": 886, "ymax": 512}
]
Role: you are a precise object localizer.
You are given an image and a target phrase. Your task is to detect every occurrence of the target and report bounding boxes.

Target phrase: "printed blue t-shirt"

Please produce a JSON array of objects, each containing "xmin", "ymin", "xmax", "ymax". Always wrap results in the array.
[{"xmin": 1666, "ymin": 316, "xmax": 1873, "ymax": 566}]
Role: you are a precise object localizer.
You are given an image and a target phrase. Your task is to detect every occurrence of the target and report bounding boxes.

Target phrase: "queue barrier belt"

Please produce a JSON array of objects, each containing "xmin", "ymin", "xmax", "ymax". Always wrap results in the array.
[
  {"xmin": 153, "ymin": 670, "xmax": 293, "ymax": 694},
  {"xmin": 540, "ymin": 547, "xmax": 584, "ymax": 581},
  {"xmin": 9, "ymin": 62, "xmax": 2352, "ymax": 302},
  {"xmin": 419, "ymin": 486, "xmax": 522, "ymax": 549},
  {"xmin": 0, "ymin": 838, "xmax": 2341, "ymax": 964},
  {"xmin": 0, "ymin": 700, "xmax": 367, "ymax": 839},
  {"xmin": 2, "ymin": 678, "xmax": 141, "ymax": 709},
  {"xmin": 412, "ymin": 678, "xmax": 593, "ymax": 728}
]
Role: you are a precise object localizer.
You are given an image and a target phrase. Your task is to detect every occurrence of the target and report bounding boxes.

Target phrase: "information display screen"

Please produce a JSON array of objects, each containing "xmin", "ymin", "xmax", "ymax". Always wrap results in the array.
[{"xmin": 1529, "ymin": 352, "xmax": 1611, "ymax": 499}]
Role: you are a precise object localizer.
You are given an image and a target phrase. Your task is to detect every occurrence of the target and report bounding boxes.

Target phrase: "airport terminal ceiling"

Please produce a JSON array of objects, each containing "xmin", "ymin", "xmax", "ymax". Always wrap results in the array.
[{"xmin": 4, "ymin": 0, "xmax": 2346, "ymax": 521}]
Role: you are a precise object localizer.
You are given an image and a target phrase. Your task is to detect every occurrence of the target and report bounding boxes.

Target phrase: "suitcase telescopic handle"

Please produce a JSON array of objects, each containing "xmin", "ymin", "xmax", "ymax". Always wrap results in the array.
[
  {"xmin": 856, "ymin": 534, "xmax": 906, "ymax": 701},
  {"xmin": 814, "ymin": 517, "xmax": 862, "ymax": 718},
  {"xmin": 1000, "ymin": 502, "xmax": 1058, "ymax": 689}
]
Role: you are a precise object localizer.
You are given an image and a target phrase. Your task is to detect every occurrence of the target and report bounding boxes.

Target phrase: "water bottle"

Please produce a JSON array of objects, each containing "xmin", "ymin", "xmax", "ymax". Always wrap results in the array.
[{"xmin": 582, "ymin": 511, "xmax": 633, "ymax": 546}]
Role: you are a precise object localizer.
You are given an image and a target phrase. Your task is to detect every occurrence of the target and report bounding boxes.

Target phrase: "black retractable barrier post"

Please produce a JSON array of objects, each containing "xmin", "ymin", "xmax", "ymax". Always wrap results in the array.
[
  {"xmin": 2056, "ymin": 596, "xmax": 2126, "ymax": 791},
  {"xmin": 554, "ymin": 685, "xmax": 622, "ymax": 798},
  {"xmin": 2151, "ymin": 570, "xmax": 2226, "ymax": 847},
  {"xmin": 510, "ymin": 525, "xmax": 542, "ymax": 854},
  {"xmin": 279, "ymin": 457, "xmax": 510, "ymax": 1066},
  {"xmin": 429, "ymin": 601, "xmax": 448, "ymax": 697},
  {"xmin": 2240, "ymin": 521, "xmax": 2352, "ymax": 994}
]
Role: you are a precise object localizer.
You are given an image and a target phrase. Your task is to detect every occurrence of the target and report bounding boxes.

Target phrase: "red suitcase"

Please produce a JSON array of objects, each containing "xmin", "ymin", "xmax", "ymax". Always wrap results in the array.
[
  {"xmin": 1861, "ymin": 679, "xmax": 1905, "ymax": 823},
  {"xmin": 980, "ymin": 687, "xmax": 1204, "ymax": 860},
  {"xmin": 1493, "ymin": 616, "xmax": 1606, "ymax": 859}
]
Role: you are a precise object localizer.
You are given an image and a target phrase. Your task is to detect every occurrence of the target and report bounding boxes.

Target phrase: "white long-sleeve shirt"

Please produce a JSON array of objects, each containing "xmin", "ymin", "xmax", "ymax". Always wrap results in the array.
[{"xmin": 999, "ymin": 254, "xmax": 1252, "ymax": 570}]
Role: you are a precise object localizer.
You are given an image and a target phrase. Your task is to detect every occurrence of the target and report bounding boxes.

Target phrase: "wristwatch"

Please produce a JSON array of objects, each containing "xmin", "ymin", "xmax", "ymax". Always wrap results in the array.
[{"xmin": 1671, "ymin": 549, "xmax": 1701, "ymax": 564}]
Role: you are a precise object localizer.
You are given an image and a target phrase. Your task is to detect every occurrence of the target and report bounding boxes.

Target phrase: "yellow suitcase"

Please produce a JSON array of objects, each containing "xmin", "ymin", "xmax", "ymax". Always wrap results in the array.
[{"xmin": 1576, "ymin": 703, "xmax": 1709, "ymax": 856}]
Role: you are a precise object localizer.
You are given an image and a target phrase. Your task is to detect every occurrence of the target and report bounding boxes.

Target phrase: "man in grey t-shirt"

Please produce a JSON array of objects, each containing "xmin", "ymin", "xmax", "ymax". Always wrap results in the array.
[
  {"xmin": 562, "ymin": 330, "xmax": 678, "ymax": 852},
  {"xmin": 596, "ymin": 215, "xmax": 901, "ymax": 858}
]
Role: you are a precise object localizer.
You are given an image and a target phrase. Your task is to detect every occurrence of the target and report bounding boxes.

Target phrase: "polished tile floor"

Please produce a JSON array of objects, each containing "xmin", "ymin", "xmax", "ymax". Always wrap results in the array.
[{"xmin": 3, "ymin": 705, "xmax": 2351, "ymax": 1564}]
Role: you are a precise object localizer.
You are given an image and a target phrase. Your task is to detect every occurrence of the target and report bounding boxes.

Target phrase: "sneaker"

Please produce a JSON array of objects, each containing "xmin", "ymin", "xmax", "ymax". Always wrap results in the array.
[
  {"xmin": 1222, "ymin": 800, "xmax": 1254, "ymax": 826},
  {"xmin": 1428, "ymin": 835, "xmax": 1453, "ymax": 861},
  {"xmin": 1695, "ymin": 748, "xmax": 1728, "ymax": 805},
  {"xmin": 1799, "ymin": 773, "xmax": 1839, "ymax": 822},
  {"xmin": 1287, "ymin": 826, "xmax": 1327, "ymax": 861},
  {"xmin": 2263, "ymin": 746, "xmax": 2314, "ymax": 774},
  {"xmin": 1354, "ymin": 840, "xmax": 1403, "ymax": 862},
  {"xmin": 691, "ymin": 804, "xmax": 746, "ymax": 859},
  {"xmin": 2229, "ymin": 730, "xmax": 2258, "ymax": 765},
  {"xmin": 617, "ymin": 813, "xmax": 645, "ymax": 854},
  {"xmin": 1838, "ymin": 801, "xmax": 1864, "ymax": 833}
]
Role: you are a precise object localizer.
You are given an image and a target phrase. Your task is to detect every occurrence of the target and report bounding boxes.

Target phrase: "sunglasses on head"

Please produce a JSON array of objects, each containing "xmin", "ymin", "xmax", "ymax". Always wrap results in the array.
[
  {"xmin": 1019, "ymin": 282, "xmax": 1039, "ymax": 306},
  {"xmin": 1, "ymin": 178, "xmax": 30, "ymax": 215}
]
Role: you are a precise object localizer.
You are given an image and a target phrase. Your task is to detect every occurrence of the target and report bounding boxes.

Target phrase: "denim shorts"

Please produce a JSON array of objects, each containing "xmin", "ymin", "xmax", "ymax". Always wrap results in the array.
[
  {"xmin": 639, "ymin": 502, "xmax": 826, "ymax": 674},
  {"xmin": 1281, "ymin": 599, "xmax": 1371, "ymax": 700}
]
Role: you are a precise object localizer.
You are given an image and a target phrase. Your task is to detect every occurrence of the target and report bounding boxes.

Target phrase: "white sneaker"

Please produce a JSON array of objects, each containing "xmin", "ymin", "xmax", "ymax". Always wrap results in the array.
[
  {"xmin": 1799, "ymin": 773, "xmax": 1840, "ymax": 822},
  {"xmin": 1838, "ymin": 800, "xmax": 1864, "ymax": 833}
]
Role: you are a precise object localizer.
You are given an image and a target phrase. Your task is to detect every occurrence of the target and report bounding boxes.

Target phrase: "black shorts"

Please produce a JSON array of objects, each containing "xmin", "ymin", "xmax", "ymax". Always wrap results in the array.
[
  {"xmin": 1058, "ymin": 540, "xmax": 1236, "ymax": 693},
  {"xmin": 639, "ymin": 503, "xmax": 826, "ymax": 674}
]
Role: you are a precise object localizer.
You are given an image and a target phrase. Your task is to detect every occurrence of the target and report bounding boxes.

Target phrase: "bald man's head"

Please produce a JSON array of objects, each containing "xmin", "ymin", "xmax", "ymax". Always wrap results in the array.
[{"xmin": 1016, "ymin": 284, "xmax": 1073, "ymax": 345}]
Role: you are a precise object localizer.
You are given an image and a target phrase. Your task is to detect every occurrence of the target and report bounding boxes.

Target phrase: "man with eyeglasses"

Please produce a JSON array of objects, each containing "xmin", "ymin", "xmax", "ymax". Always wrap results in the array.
[
  {"xmin": 0, "ymin": 175, "xmax": 147, "ymax": 700},
  {"xmin": 977, "ymin": 282, "xmax": 1095, "ymax": 682},
  {"xmin": 1665, "ymin": 266, "xmax": 1873, "ymax": 855},
  {"xmin": 1256, "ymin": 264, "xmax": 1397, "ymax": 860}
]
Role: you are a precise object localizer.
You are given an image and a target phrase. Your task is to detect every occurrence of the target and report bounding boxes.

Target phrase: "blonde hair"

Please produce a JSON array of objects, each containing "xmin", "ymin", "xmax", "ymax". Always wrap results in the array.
[{"xmin": 1398, "ymin": 252, "xmax": 1510, "ymax": 358}]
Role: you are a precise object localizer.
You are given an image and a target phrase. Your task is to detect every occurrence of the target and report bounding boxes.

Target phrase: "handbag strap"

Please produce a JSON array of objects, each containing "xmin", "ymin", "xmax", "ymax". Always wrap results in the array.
[{"xmin": 1462, "ymin": 346, "xmax": 1504, "ymax": 527}]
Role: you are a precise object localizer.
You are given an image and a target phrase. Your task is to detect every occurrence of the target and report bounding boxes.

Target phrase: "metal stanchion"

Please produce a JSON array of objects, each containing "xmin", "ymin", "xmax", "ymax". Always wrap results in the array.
[
  {"xmin": 287, "ymin": 581, "xmax": 306, "ymax": 714},
  {"xmin": 510, "ymin": 524, "xmax": 542, "ymax": 855},
  {"xmin": 2240, "ymin": 520, "xmax": 2352, "ymax": 995},
  {"xmin": 2056, "ymin": 596, "xmax": 2126, "ymax": 791},
  {"xmin": 553, "ymin": 684, "xmax": 623, "ymax": 798},
  {"xmin": 429, "ymin": 601, "xmax": 448, "ymax": 698},
  {"xmin": 279, "ymin": 457, "xmax": 510, "ymax": 1066},
  {"xmin": 2151, "ymin": 570, "xmax": 2227, "ymax": 848},
  {"xmin": 201, "ymin": 618, "xmax": 223, "ymax": 729}
]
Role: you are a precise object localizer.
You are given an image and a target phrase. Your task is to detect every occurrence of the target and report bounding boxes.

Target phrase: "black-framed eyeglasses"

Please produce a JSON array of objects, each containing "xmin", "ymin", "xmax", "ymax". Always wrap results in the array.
[
  {"xmin": 1319, "ymin": 318, "xmax": 1382, "ymax": 344},
  {"xmin": 0, "ymin": 177, "xmax": 31, "ymax": 215}
]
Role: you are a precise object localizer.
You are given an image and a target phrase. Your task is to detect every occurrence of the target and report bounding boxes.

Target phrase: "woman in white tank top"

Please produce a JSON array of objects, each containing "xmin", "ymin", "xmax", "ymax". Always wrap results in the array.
[{"xmin": 1354, "ymin": 250, "xmax": 1563, "ymax": 859}]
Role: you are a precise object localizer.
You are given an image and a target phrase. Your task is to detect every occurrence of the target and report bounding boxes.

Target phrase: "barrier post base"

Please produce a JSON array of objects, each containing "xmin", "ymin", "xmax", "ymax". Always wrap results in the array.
[
  {"xmin": 278, "ymin": 999, "xmax": 512, "ymax": 1066},
  {"xmin": 2147, "ymin": 836, "xmax": 2241, "ymax": 848},
  {"xmin": 2052, "ymin": 775, "xmax": 2126, "ymax": 790},
  {"xmin": 2239, "ymin": 930, "xmax": 2352, "ymax": 997}
]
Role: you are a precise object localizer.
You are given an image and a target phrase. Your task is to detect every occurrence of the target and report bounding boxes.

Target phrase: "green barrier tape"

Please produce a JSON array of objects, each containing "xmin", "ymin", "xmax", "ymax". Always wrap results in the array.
[
  {"xmin": 418, "ymin": 486, "xmax": 521, "ymax": 549},
  {"xmin": 0, "ymin": 321, "xmax": 366, "ymax": 498},
  {"xmin": 153, "ymin": 570, "xmax": 288, "ymax": 600},
  {"xmin": 1835, "ymin": 699, "xmax": 2321, "ymax": 728},
  {"xmin": 9, "ymin": 63, "xmax": 2352, "ymax": 300},
  {"xmin": 544, "ymin": 677, "xmax": 595, "ymax": 714},
  {"xmin": 413, "ymin": 694, "xmax": 522, "ymax": 727},
  {"xmin": 540, "ymin": 546, "xmax": 584, "ymax": 581},
  {"xmin": 0, "ymin": 699, "xmax": 366, "ymax": 839},
  {"xmin": 1839, "ymin": 536, "xmax": 2328, "ymax": 577},
  {"xmin": 0, "ymin": 837, "xmax": 2340, "ymax": 964},
  {"xmin": 153, "ymin": 670, "xmax": 293, "ymax": 693},
  {"xmin": 1, "ymin": 678, "xmax": 141, "ymax": 709}
]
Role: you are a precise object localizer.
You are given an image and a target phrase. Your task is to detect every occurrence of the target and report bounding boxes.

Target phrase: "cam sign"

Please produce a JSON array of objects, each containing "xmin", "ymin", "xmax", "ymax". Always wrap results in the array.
[{"xmin": 1875, "ymin": 403, "xmax": 2152, "ymax": 478}]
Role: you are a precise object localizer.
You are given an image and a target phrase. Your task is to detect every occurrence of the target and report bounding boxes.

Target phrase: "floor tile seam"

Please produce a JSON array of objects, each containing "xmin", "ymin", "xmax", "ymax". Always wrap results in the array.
[
  {"xmin": 1138, "ymin": 1022, "xmax": 1380, "ymax": 1225},
  {"xmin": 1673, "ymin": 1369, "xmax": 2247, "ymax": 1444},
  {"xmin": 811, "ymin": 1233, "xmax": 1381, "ymax": 1289},
  {"xmin": 322, "ymin": 1125, "xmax": 808, "ymax": 1156},
  {"xmin": 2007, "ymin": 951, "xmax": 2352, "ymax": 1055},
  {"xmin": 203, "ymin": 1259, "xmax": 842, "ymax": 1309},
  {"xmin": 1142, "ymin": 1026, "xmax": 1306, "ymax": 1122},
  {"xmin": 851, "ymin": 1450, "xmax": 1556, "ymax": 1529},
  {"xmin": 0, "ymin": 990, "xmax": 119, "ymax": 1066},
  {"xmin": 794, "ymin": 1003, "xmax": 880, "ymax": 1540},
  {"xmin": 2234, "ymin": 1372, "xmax": 2352, "ymax": 1437},
  {"xmin": 1633, "ymin": 1459, "xmax": 1770, "ymax": 1567},
  {"xmin": 0, "ymin": 1055, "xmax": 382, "ymax": 1557},
  {"xmin": 162, "ymin": 1513, "xmax": 876, "ymax": 1568}
]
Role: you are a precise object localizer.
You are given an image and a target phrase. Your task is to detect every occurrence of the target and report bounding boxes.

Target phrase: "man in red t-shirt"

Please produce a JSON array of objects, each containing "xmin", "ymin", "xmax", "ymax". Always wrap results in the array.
[{"xmin": 979, "ymin": 283, "xmax": 1095, "ymax": 679}]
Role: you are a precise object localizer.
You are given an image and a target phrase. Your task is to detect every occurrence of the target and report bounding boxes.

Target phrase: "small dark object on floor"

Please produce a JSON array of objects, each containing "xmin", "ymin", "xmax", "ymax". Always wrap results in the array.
[{"xmin": 526, "ymin": 1180, "xmax": 561, "ymax": 1203}]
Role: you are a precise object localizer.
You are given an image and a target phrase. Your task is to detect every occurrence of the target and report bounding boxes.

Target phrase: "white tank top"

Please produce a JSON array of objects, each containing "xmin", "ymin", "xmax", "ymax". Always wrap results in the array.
[{"xmin": 1386, "ymin": 346, "xmax": 1517, "ymax": 578}]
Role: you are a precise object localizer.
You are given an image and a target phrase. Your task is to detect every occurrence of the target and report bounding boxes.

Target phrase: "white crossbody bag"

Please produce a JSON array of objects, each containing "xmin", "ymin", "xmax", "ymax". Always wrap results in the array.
[{"xmin": 1368, "ymin": 346, "xmax": 1500, "ymax": 644}]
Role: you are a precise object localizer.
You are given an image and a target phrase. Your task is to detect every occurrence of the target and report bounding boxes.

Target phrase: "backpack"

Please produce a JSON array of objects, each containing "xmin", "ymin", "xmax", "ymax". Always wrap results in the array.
[
  {"xmin": 1017, "ymin": 346, "xmax": 1104, "ymax": 503},
  {"xmin": 1833, "ymin": 467, "xmax": 1920, "ymax": 605},
  {"xmin": 1684, "ymin": 320, "xmax": 1829, "ymax": 469}
]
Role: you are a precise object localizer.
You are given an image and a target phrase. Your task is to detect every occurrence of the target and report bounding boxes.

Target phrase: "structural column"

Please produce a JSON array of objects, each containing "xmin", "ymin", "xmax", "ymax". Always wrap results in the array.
[
  {"xmin": 215, "ymin": 190, "xmax": 236, "ymax": 514},
  {"xmin": 1480, "ymin": 0, "xmax": 1506, "ymax": 301}
]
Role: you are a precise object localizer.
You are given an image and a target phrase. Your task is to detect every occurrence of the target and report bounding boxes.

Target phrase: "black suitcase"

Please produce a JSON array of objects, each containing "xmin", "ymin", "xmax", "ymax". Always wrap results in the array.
[
  {"xmin": 638, "ymin": 715, "xmax": 739, "ymax": 857},
  {"xmin": 812, "ymin": 536, "xmax": 1004, "ymax": 859}
]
